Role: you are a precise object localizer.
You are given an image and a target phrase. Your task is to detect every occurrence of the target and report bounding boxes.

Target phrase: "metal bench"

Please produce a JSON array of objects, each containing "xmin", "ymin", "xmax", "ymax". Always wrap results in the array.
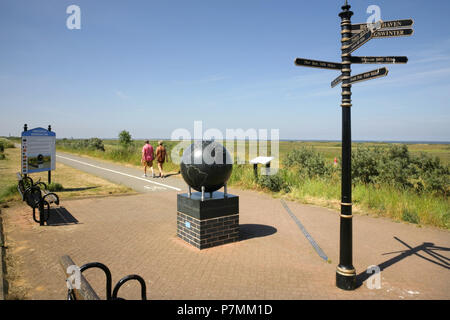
[
  {"xmin": 17, "ymin": 172, "xmax": 60, "ymax": 226},
  {"xmin": 60, "ymin": 255, "xmax": 147, "ymax": 300}
]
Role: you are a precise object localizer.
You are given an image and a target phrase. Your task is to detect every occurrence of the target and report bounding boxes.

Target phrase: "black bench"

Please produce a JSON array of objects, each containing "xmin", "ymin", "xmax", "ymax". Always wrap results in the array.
[
  {"xmin": 60, "ymin": 255, "xmax": 147, "ymax": 300},
  {"xmin": 17, "ymin": 172, "xmax": 60, "ymax": 226}
]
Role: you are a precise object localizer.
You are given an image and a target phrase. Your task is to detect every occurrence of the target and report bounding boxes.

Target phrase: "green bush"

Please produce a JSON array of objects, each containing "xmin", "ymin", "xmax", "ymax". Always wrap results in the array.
[
  {"xmin": 258, "ymin": 172, "xmax": 290, "ymax": 193},
  {"xmin": 48, "ymin": 182, "xmax": 64, "ymax": 192},
  {"xmin": 87, "ymin": 138, "xmax": 105, "ymax": 151},
  {"xmin": 0, "ymin": 139, "xmax": 15, "ymax": 150},
  {"xmin": 352, "ymin": 144, "xmax": 449, "ymax": 196},
  {"xmin": 283, "ymin": 147, "xmax": 333, "ymax": 179},
  {"xmin": 118, "ymin": 130, "xmax": 132, "ymax": 147},
  {"xmin": 352, "ymin": 146, "xmax": 382, "ymax": 184},
  {"xmin": 57, "ymin": 137, "xmax": 105, "ymax": 152}
]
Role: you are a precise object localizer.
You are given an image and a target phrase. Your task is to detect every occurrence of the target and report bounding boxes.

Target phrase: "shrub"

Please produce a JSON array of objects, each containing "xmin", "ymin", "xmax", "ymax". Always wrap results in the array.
[
  {"xmin": 87, "ymin": 138, "xmax": 105, "ymax": 151},
  {"xmin": 352, "ymin": 144, "xmax": 449, "ymax": 196},
  {"xmin": 118, "ymin": 130, "xmax": 132, "ymax": 147},
  {"xmin": 283, "ymin": 147, "xmax": 332, "ymax": 179},
  {"xmin": 0, "ymin": 139, "xmax": 15, "ymax": 150},
  {"xmin": 352, "ymin": 146, "xmax": 382, "ymax": 184},
  {"xmin": 48, "ymin": 182, "xmax": 64, "ymax": 192},
  {"xmin": 57, "ymin": 137, "xmax": 105, "ymax": 152},
  {"xmin": 409, "ymin": 153, "xmax": 449, "ymax": 195},
  {"xmin": 258, "ymin": 172, "xmax": 290, "ymax": 193}
]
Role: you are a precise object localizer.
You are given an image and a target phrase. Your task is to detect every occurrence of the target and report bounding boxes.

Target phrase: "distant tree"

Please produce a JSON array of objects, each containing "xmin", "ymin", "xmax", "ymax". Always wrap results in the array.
[{"xmin": 118, "ymin": 130, "xmax": 132, "ymax": 147}]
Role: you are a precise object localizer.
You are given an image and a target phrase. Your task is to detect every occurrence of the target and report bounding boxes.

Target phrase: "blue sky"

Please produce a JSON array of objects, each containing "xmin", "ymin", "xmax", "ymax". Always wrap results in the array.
[{"xmin": 0, "ymin": 0, "xmax": 449, "ymax": 141}]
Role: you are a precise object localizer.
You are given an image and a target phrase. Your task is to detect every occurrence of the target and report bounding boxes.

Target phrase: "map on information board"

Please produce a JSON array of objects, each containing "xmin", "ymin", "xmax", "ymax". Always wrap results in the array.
[{"xmin": 21, "ymin": 127, "xmax": 56, "ymax": 174}]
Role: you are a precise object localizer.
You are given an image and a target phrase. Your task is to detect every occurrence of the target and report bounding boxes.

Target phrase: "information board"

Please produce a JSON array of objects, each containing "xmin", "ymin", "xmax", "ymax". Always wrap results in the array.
[{"xmin": 21, "ymin": 127, "xmax": 56, "ymax": 174}]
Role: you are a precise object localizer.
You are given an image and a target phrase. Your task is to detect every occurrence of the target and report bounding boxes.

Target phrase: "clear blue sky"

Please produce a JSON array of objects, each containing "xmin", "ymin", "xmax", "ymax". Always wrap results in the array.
[{"xmin": 0, "ymin": 0, "xmax": 449, "ymax": 141}]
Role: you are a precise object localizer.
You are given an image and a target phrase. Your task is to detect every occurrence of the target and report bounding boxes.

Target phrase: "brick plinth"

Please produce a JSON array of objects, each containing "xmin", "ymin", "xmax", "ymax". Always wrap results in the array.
[{"xmin": 177, "ymin": 212, "xmax": 239, "ymax": 249}]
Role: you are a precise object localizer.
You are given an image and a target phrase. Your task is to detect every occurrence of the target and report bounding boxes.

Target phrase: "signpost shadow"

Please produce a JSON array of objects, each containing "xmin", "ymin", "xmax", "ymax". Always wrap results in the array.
[{"xmin": 356, "ymin": 237, "xmax": 450, "ymax": 287}]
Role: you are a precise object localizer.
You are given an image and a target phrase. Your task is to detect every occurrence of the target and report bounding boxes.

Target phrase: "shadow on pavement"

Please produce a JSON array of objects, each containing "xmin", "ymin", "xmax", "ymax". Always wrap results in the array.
[
  {"xmin": 161, "ymin": 172, "xmax": 180, "ymax": 178},
  {"xmin": 46, "ymin": 207, "xmax": 79, "ymax": 226},
  {"xmin": 239, "ymin": 224, "xmax": 277, "ymax": 241},
  {"xmin": 356, "ymin": 236, "xmax": 450, "ymax": 287}
]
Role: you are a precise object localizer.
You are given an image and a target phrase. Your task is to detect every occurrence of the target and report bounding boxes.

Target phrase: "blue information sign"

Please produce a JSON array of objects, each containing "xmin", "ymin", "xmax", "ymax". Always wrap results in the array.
[{"xmin": 21, "ymin": 127, "xmax": 56, "ymax": 174}]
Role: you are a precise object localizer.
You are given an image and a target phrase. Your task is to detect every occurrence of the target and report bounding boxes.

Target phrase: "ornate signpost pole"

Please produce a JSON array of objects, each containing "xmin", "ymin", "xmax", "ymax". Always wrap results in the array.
[
  {"xmin": 294, "ymin": 0, "xmax": 413, "ymax": 290},
  {"xmin": 336, "ymin": 0, "xmax": 356, "ymax": 290}
]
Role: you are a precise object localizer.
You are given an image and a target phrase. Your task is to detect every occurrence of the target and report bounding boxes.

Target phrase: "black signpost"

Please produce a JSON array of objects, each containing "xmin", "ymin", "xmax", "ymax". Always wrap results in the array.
[
  {"xmin": 372, "ymin": 28, "xmax": 414, "ymax": 38},
  {"xmin": 351, "ymin": 19, "xmax": 414, "ymax": 33},
  {"xmin": 350, "ymin": 56, "xmax": 408, "ymax": 64},
  {"xmin": 350, "ymin": 67, "xmax": 389, "ymax": 84},
  {"xmin": 294, "ymin": 58, "xmax": 342, "ymax": 70},
  {"xmin": 294, "ymin": 1, "xmax": 412, "ymax": 290},
  {"xmin": 343, "ymin": 28, "xmax": 373, "ymax": 54}
]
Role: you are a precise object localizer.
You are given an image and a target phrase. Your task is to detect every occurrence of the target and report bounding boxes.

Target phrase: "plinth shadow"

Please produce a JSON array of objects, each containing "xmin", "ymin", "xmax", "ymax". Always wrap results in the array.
[
  {"xmin": 239, "ymin": 224, "xmax": 277, "ymax": 241},
  {"xmin": 356, "ymin": 236, "xmax": 449, "ymax": 288},
  {"xmin": 46, "ymin": 207, "xmax": 79, "ymax": 226}
]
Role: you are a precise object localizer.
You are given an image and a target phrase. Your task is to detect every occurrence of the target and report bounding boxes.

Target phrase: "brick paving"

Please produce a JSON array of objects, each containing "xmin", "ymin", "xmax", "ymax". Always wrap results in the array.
[{"xmin": 2, "ymin": 188, "xmax": 449, "ymax": 300}]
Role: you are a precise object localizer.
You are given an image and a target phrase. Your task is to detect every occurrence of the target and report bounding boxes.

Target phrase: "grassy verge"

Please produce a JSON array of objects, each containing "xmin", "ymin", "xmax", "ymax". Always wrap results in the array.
[{"xmin": 0, "ymin": 147, "xmax": 135, "ymax": 206}]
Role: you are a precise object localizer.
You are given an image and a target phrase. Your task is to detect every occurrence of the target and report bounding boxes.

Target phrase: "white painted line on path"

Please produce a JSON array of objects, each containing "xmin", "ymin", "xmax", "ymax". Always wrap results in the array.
[
  {"xmin": 56, "ymin": 155, "xmax": 181, "ymax": 191},
  {"xmin": 144, "ymin": 185, "xmax": 167, "ymax": 191}
]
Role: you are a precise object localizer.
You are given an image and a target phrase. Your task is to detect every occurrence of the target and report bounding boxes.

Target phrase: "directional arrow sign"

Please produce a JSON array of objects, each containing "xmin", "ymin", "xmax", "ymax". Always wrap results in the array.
[
  {"xmin": 343, "ymin": 28, "xmax": 372, "ymax": 54},
  {"xmin": 350, "ymin": 67, "xmax": 389, "ymax": 84},
  {"xmin": 294, "ymin": 58, "xmax": 342, "ymax": 70},
  {"xmin": 331, "ymin": 74, "xmax": 344, "ymax": 88},
  {"xmin": 372, "ymin": 29, "xmax": 414, "ymax": 38},
  {"xmin": 351, "ymin": 56, "xmax": 408, "ymax": 64},
  {"xmin": 351, "ymin": 19, "xmax": 414, "ymax": 33}
]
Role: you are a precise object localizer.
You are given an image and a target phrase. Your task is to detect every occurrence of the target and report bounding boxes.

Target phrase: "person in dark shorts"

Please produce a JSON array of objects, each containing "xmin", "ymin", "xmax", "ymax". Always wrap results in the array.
[
  {"xmin": 141, "ymin": 140, "xmax": 154, "ymax": 178},
  {"xmin": 156, "ymin": 140, "xmax": 168, "ymax": 178}
]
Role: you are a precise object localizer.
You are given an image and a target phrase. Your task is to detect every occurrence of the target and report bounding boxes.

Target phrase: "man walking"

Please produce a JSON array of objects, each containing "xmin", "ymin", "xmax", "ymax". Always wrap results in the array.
[{"xmin": 142, "ymin": 140, "xmax": 154, "ymax": 178}]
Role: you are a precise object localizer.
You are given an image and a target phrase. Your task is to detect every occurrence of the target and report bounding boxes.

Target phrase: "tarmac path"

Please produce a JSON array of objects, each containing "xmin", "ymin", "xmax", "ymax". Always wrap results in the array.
[{"xmin": 56, "ymin": 151, "xmax": 186, "ymax": 193}]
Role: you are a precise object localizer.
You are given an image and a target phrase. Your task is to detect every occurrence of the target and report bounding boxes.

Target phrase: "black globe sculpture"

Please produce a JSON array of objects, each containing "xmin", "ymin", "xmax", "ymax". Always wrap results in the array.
[{"xmin": 180, "ymin": 140, "xmax": 232, "ymax": 193}]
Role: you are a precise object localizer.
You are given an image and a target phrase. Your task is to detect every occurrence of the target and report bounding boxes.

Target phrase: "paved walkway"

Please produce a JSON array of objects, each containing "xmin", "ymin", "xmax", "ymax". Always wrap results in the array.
[{"xmin": 3, "ymin": 188, "xmax": 449, "ymax": 300}]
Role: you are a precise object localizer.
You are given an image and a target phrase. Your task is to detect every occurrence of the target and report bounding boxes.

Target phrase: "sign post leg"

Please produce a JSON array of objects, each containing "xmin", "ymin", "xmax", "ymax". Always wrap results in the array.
[{"xmin": 337, "ymin": 1, "xmax": 356, "ymax": 290}]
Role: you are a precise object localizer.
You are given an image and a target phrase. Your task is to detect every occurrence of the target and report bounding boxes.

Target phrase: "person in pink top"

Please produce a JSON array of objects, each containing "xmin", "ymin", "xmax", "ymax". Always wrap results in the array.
[{"xmin": 141, "ymin": 140, "xmax": 155, "ymax": 178}]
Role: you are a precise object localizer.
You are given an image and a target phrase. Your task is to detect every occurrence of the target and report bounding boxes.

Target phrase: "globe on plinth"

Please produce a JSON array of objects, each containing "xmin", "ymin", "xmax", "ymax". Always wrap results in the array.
[{"xmin": 180, "ymin": 140, "xmax": 233, "ymax": 192}]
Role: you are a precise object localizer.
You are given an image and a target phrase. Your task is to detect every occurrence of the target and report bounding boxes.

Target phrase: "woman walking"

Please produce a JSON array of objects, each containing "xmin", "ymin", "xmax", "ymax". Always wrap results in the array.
[
  {"xmin": 156, "ymin": 140, "xmax": 168, "ymax": 178},
  {"xmin": 141, "ymin": 140, "xmax": 155, "ymax": 178}
]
